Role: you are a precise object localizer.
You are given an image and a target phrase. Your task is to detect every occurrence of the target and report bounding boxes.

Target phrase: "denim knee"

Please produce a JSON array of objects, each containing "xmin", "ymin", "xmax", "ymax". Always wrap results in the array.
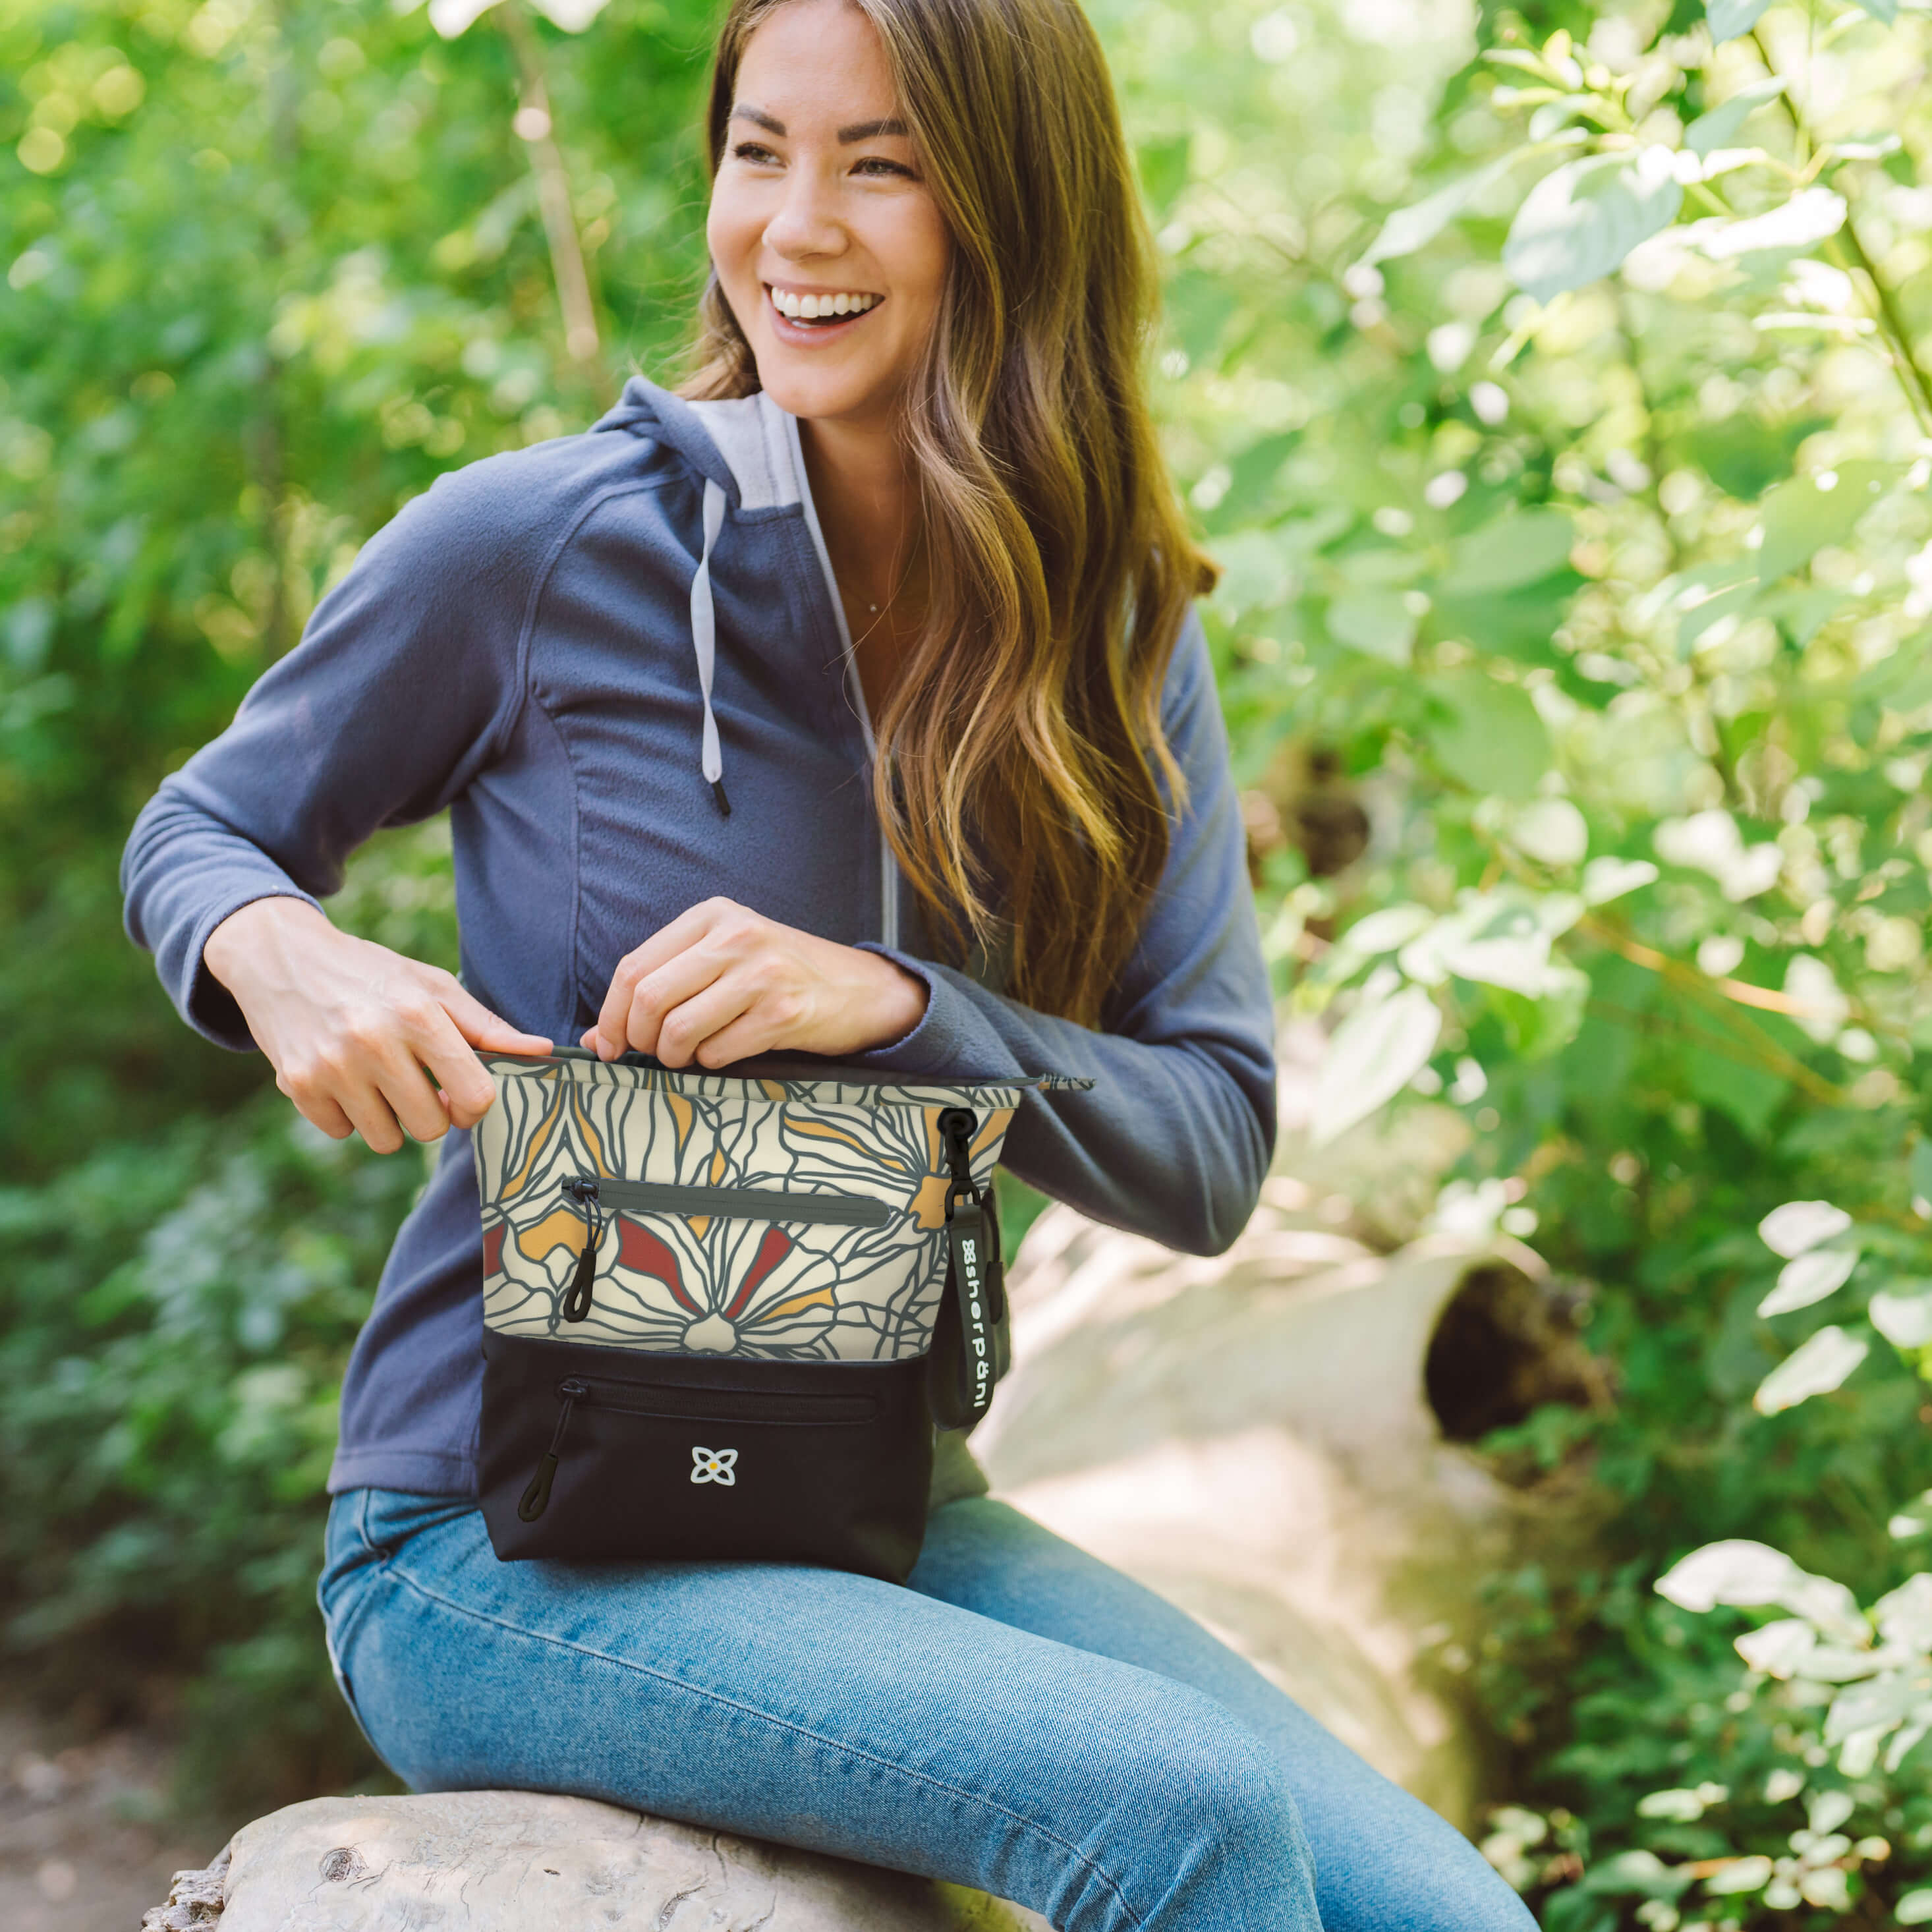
[{"xmin": 1081, "ymin": 1694, "xmax": 1321, "ymax": 1932}]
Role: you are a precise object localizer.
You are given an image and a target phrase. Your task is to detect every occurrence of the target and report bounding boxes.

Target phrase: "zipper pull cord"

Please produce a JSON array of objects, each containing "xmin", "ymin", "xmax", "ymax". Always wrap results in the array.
[
  {"xmin": 518, "ymin": 1377, "xmax": 589, "ymax": 1522},
  {"xmin": 561, "ymin": 1179, "xmax": 606, "ymax": 1323}
]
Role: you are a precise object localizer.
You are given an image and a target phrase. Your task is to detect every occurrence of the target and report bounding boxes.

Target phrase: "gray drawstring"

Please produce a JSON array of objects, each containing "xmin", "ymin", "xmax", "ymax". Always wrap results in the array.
[{"xmin": 689, "ymin": 478, "xmax": 729, "ymax": 817}]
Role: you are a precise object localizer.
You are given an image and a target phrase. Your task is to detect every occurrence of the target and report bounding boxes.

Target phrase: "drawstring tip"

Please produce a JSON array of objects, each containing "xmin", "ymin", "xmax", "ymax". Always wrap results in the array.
[{"xmin": 710, "ymin": 777, "xmax": 731, "ymax": 818}]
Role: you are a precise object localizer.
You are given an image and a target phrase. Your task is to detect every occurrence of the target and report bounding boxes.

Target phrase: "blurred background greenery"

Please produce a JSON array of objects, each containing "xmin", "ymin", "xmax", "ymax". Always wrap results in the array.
[{"xmin": 8, "ymin": 0, "xmax": 1932, "ymax": 1921}]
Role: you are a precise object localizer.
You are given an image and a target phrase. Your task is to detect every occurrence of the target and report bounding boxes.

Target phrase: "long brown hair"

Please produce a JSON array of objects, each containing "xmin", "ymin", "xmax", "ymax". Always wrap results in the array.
[{"xmin": 683, "ymin": 0, "xmax": 1216, "ymax": 1027}]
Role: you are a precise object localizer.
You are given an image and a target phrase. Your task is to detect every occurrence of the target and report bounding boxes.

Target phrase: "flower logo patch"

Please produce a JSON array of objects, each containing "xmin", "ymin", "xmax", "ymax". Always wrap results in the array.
[{"xmin": 691, "ymin": 1446, "xmax": 738, "ymax": 1487}]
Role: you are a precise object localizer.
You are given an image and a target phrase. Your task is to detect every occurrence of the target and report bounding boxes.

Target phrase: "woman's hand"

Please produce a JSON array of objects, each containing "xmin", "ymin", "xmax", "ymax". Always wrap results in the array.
[
  {"xmin": 582, "ymin": 897, "xmax": 927, "ymax": 1066},
  {"xmin": 203, "ymin": 897, "xmax": 554, "ymax": 1152}
]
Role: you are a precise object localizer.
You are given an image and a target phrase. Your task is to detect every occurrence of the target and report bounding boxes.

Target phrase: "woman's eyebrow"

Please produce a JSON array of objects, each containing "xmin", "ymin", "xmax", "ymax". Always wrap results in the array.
[{"xmin": 727, "ymin": 105, "xmax": 909, "ymax": 142}]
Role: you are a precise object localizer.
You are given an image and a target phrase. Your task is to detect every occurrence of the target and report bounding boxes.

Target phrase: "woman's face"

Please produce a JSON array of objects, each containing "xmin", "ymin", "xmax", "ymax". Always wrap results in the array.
[{"xmin": 707, "ymin": 0, "xmax": 949, "ymax": 434}]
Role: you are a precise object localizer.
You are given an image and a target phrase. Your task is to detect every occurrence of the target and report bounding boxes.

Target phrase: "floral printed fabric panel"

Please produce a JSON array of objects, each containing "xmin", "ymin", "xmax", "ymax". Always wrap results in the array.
[{"xmin": 472, "ymin": 1056, "xmax": 1027, "ymax": 1362}]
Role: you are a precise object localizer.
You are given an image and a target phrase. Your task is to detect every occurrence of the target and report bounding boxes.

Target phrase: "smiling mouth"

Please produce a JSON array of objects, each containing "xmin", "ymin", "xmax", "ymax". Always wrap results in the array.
[{"xmin": 766, "ymin": 285, "xmax": 883, "ymax": 327}]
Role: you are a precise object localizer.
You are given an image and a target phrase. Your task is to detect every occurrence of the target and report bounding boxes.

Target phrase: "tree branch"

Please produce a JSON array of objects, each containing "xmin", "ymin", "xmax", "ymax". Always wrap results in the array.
[{"xmin": 497, "ymin": 1, "xmax": 602, "ymax": 375}]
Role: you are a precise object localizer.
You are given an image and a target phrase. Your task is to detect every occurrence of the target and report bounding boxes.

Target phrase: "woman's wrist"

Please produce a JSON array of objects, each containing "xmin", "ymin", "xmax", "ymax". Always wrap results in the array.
[
  {"xmin": 855, "ymin": 951, "xmax": 929, "ymax": 1052},
  {"xmin": 203, "ymin": 894, "xmax": 329, "ymax": 999}
]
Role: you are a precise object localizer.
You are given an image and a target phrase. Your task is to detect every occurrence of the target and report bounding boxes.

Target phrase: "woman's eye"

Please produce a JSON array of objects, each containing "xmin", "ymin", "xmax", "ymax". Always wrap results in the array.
[
  {"xmin": 731, "ymin": 141, "xmax": 779, "ymax": 165},
  {"xmin": 853, "ymin": 156, "xmax": 913, "ymax": 179}
]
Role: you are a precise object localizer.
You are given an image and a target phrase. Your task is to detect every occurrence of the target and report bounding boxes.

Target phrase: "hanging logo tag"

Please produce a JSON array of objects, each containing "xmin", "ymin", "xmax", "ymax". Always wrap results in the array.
[{"xmin": 947, "ymin": 1199, "xmax": 994, "ymax": 1416}]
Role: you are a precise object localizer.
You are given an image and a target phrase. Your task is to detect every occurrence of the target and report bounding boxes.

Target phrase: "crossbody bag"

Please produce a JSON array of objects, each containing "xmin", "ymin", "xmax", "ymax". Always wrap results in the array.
[{"xmin": 470, "ymin": 1046, "xmax": 1092, "ymax": 1583}]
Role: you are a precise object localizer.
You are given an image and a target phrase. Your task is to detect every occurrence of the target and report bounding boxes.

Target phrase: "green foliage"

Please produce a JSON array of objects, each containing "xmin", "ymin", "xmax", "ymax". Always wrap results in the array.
[{"xmin": 9, "ymin": 0, "xmax": 1932, "ymax": 1910}]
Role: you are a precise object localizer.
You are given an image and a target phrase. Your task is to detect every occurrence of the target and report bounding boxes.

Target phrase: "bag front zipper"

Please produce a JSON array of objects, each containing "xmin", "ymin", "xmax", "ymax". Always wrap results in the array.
[
  {"xmin": 515, "ymin": 1372, "xmax": 879, "ymax": 1521},
  {"xmin": 576, "ymin": 1176, "xmax": 890, "ymax": 1228},
  {"xmin": 555, "ymin": 1174, "xmax": 890, "ymax": 1325}
]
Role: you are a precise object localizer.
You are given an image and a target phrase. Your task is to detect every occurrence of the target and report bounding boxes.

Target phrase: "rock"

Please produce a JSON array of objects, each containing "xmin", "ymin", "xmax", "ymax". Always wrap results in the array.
[
  {"xmin": 975, "ymin": 1128, "xmax": 1605, "ymax": 1831},
  {"xmin": 146, "ymin": 1789, "xmax": 1048, "ymax": 1930}
]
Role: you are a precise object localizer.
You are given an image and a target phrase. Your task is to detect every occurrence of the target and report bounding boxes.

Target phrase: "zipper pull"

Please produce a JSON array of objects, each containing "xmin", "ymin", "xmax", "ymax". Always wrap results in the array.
[
  {"xmin": 518, "ymin": 1377, "xmax": 589, "ymax": 1521},
  {"xmin": 938, "ymin": 1106, "xmax": 979, "ymax": 1207},
  {"xmin": 561, "ymin": 1178, "xmax": 604, "ymax": 1322}
]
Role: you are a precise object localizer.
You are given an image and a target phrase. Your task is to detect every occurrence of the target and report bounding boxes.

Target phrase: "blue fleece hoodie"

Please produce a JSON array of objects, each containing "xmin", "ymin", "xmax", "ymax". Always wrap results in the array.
[{"xmin": 121, "ymin": 376, "xmax": 1278, "ymax": 1504}]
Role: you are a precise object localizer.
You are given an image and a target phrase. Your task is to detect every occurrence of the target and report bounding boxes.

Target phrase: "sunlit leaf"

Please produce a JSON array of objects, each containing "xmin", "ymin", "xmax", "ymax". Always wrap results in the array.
[
  {"xmin": 1758, "ymin": 1201, "xmax": 1852, "ymax": 1259},
  {"xmin": 1703, "ymin": 1857, "xmax": 1775, "ymax": 1896},
  {"xmin": 1693, "ymin": 188, "xmax": 1848, "ymax": 261},
  {"xmin": 1870, "ymin": 1288, "xmax": 1932, "ymax": 1349},
  {"xmin": 1580, "ymin": 857, "xmax": 1658, "ymax": 905},
  {"xmin": 1309, "ymin": 983, "xmax": 1442, "ymax": 1147},
  {"xmin": 1874, "ymin": 1574, "xmax": 1932, "ymax": 1650},
  {"xmin": 1657, "ymin": 1539, "xmax": 1807, "ymax": 1610},
  {"xmin": 1734, "ymin": 1618, "xmax": 1817, "ymax": 1678},
  {"xmin": 1706, "ymin": 0, "xmax": 1774, "ymax": 40},
  {"xmin": 1757, "ymin": 1248, "xmax": 1857, "ymax": 1317},
  {"xmin": 1757, "ymin": 461, "xmax": 1900, "ymax": 582},
  {"xmin": 1502, "ymin": 150, "xmax": 1682, "ymax": 303},
  {"xmin": 1754, "ymin": 1326, "xmax": 1869, "ymax": 1414}
]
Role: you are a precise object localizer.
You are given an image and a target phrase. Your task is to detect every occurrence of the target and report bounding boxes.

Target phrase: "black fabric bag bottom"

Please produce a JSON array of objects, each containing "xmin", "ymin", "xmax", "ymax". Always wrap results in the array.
[{"xmin": 478, "ymin": 1330, "xmax": 936, "ymax": 1583}]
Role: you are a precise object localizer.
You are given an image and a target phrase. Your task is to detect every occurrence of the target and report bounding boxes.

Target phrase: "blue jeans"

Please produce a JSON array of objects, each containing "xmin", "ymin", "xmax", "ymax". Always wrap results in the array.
[{"xmin": 318, "ymin": 1487, "xmax": 1535, "ymax": 1931}]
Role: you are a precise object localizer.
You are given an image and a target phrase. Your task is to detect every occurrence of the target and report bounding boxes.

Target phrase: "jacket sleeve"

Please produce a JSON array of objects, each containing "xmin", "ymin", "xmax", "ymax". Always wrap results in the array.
[
  {"xmin": 851, "ymin": 609, "xmax": 1278, "ymax": 1257},
  {"xmin": 119, "ymin": 465, "xmax": 530, "ymax": 1052}
]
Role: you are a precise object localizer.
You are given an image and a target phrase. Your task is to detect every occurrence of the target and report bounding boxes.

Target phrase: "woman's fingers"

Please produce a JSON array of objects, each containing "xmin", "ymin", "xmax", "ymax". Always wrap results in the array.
[
  {"xmin": 644, "ymin": 971, "xmax": 765, "ymax": 1067},
  {"xmin": 389, "ymin": 1005, "xmax": 492, "ymax": 1137},
  {"xmin": 435, "ymin": 973, "xmax": 554, "ymax": 1056},
  {"xmin": 603, "ymin": 942, "xmax": 729, "ymax": 1060},
  {"xmin": 592, "ymin": 899, "xmax": 755, "ymax": 1058},
  {"xmin": 332, "ymin": 1073, "xmax": 413, "ymax": 1156}
]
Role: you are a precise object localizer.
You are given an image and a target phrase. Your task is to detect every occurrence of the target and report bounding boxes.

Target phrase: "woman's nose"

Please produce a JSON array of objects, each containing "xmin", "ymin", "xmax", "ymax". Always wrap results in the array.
[{"xmin": 762, "ymin": 167, "xmax": 846, "ymax": 260}]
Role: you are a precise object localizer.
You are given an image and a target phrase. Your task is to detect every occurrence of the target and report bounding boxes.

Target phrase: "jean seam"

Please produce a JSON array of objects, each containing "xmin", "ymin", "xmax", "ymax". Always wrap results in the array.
[{"xmin": 380, "ymin": 1556, "xmax": 1151, "ymax": 1931}]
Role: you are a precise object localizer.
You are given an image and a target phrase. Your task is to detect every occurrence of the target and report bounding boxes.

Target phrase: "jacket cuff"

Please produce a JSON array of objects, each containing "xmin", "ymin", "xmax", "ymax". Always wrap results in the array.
[{"xmin": 847, "ymin": 942, "xmax": 998, "ymax": 1075}]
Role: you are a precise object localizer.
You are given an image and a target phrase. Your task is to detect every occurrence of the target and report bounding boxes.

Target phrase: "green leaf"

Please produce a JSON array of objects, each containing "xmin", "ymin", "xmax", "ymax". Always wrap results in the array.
[
  {"xmin": 1757, "ymin": 462, "xmax": 1902, "ymax": 583},
  {"xmin": 1503, "ymin": 151, "xmax": 1683, "ymax": 303},
  {"xmin": 1309, "ymin": 984, "xmax": 1442, "ymax": 1147},
  {"xmin": 1685, "ymin": 78, "xmax": 1786, "ymax": 156},
  {"xmin": 1209, "ymin": 528, "xmax": 1295, "ymax": 615},
  {"xmin": 1692, "ymin": 77, "xmax": 1777, "ymax": 154},
  {"xmin": 1359, "ymin": 151, "xmax": 1523, "ymax": 268},
  {"xmin": 1910, "ymin": 1139, "xmax": 1932, "ymax": 1208},
  {"xmin": 1422, "ymin": 674, "xmax": 1552, "ymax": 799},
  {"xmin": 1438, "ymin": 509, "xmax": 1576, "ymax": 596},
  {"xmin": 1326, "ymin": 588, "xmax": 1417, "ymax": 665},
  {"xmin": 1706, "ymin": 0, "xmax": 1773, "ymax": 40},
  {"xmin": 1136, "ymin": 135, "xmax": 1191, "ymax": 212}
]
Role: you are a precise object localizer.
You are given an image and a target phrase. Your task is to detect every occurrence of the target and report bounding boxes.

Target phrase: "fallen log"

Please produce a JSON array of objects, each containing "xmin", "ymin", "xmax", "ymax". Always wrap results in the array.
[{"xmin": 141, "ymin": 1788, "xmax": 1049, "ymax": 1930}]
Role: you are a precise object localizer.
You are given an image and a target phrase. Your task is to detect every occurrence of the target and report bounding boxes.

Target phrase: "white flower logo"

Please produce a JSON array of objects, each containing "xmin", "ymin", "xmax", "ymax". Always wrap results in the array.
[{"xmin": 691, "ymin": 1446, "xmax": 738, "ymax": 1487}]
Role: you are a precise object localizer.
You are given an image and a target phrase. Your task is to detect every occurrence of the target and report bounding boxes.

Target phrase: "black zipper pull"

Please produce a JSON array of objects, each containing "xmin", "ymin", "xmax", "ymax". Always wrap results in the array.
[
  {"xmin": 561, "ymin": 1178, "xmax": 604, "ymax": 1322},
  {"xmin": 518, "ymin": 1377, "xmax": 589, "ymax": 1521},
  {"xmin": 938, "ymin": 1106, "xmax": 979, "ymax": 1207}
]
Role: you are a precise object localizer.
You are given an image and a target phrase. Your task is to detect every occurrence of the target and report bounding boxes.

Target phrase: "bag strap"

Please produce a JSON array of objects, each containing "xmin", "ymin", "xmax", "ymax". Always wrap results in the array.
[{"xmin": 926, "ymin": 1108, "xmax": 1010, "ymax": 1433}]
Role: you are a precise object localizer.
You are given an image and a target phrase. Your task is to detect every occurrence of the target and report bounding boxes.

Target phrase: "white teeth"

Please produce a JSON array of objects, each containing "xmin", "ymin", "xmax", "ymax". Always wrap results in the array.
[{"xmin": 770, "ymin": 288, "xmax": 878, "ymax": 321}]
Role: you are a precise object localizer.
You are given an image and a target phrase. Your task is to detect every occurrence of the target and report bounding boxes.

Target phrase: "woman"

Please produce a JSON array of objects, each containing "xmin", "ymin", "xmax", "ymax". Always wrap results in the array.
[{"xmin": 121, "ymin": 0, "xmax": 1533, "ymax": 1924}]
